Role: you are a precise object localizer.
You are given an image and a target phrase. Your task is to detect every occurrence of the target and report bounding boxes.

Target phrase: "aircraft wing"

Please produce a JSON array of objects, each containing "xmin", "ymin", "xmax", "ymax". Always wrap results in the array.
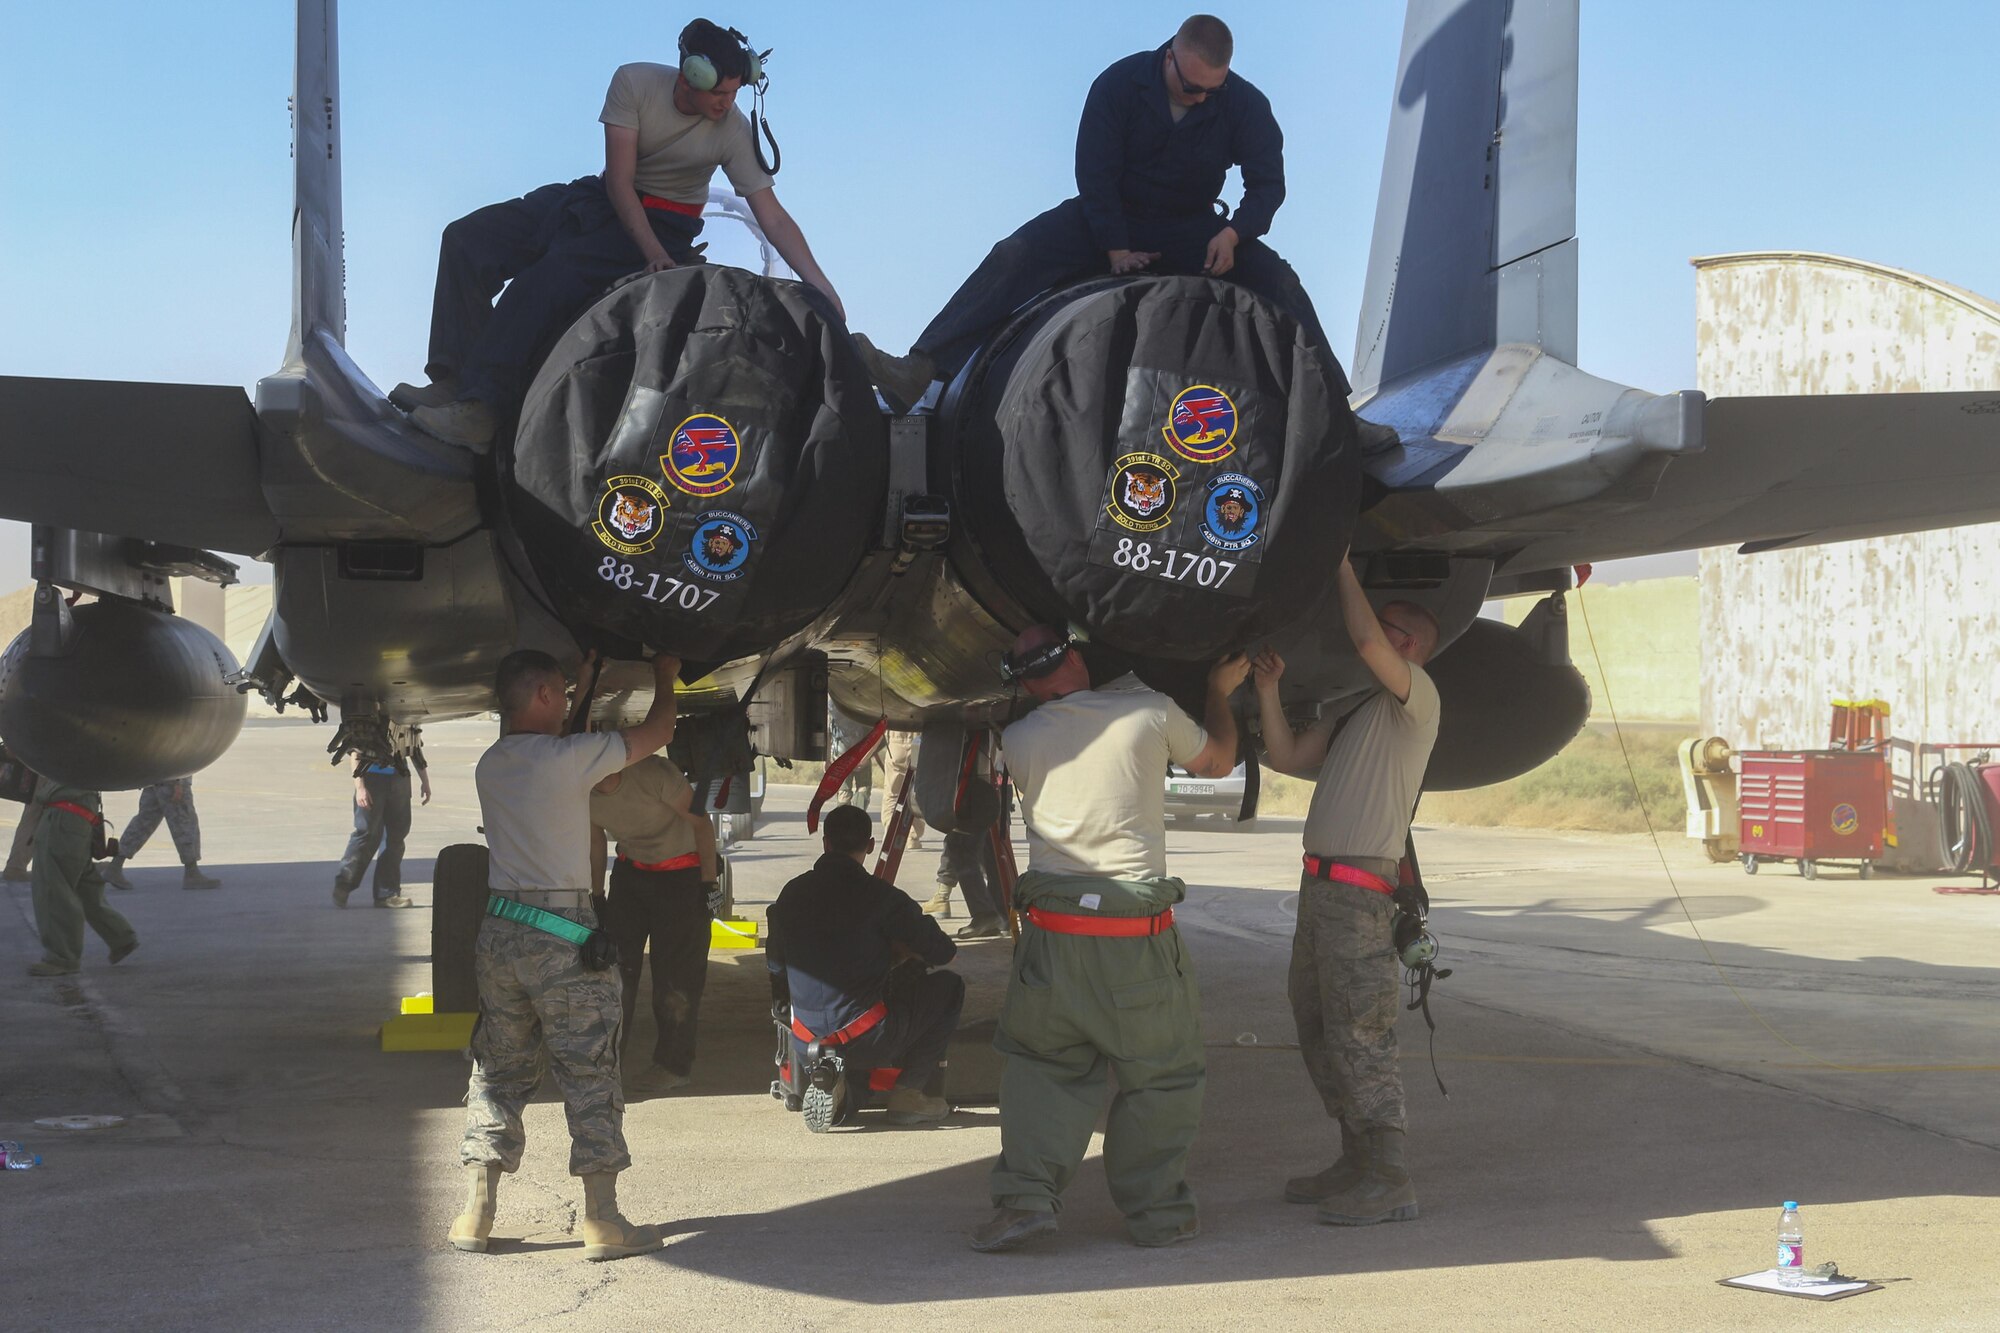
[
  {"xmin": 0, "ymin": 375, "xmax": 278, "ymax": 556},
  {"xmin": 1376, "ymin": 384, "xmax": 2000, "ymax": 572}
]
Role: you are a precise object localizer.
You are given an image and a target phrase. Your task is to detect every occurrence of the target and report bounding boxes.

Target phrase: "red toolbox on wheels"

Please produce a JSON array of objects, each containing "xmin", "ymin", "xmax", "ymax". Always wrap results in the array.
[{"xmin": 1738, "ymin": 750, "xmax": 1886, "ymax": 880}]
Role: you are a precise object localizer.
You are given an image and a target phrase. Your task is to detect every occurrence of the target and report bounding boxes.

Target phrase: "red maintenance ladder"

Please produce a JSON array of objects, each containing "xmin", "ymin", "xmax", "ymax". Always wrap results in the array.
[{"xmin": 809, "ymin": 724, "xmax": 1019, "ymax": 936}]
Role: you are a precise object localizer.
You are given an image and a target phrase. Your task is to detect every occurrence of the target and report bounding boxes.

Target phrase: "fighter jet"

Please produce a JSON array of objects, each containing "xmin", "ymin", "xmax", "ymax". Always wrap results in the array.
[{"xmin": 6, "ymin": 0, "xmax": 2000, "ymax": 815}]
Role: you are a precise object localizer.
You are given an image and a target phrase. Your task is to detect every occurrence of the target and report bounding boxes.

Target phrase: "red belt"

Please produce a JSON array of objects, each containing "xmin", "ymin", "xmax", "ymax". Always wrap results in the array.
[
  {"xmin": 619, "ymin": 852, "xmax": 700, "ymax": 873},
  {"xmin": 47, "ymin": 801, "xmax": 102, "ymax": 826},
  {"xmin": 791, "ymin": 1002, "xmax": 887, "ymax": 1047},
  {"xmin": 640, "ymin": 193, "xmax": 703, "ymax": 218},
  {"xmin": 1025, "ymin": 905, "xmax": 1175, "ymax": 937},
  {"xmin": 1302, "ymin": 855, "xmax": 1395, "ymax": 894}
]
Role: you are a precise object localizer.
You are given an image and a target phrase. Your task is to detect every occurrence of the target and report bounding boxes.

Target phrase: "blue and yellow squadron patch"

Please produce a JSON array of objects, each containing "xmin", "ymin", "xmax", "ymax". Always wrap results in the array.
[
  {"xmin": 661, "ymin": 412, "xmax": 743, "ymax": 497},
  {"xmin": 1162, "ymin": 385, "xmax": 1238, "ymax": 464},
  {"xmin": 684, "ymin": 510, "xmax": 759, "ymax": 582},
  {"xmin": 1200, "ymin": 473, "xmax": 1265, "ymax": 553}
]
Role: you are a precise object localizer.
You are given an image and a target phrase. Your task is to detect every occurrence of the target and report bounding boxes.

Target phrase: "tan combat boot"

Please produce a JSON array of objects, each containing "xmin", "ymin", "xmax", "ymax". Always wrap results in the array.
[
  {"xmin": 1284, "ymin": 1119, "xmax": 1364, "ymax": 1203},
  {"xmin": 851, "ymin": 334, "xmax": 938, "ymax": 412},
  {"xmin": 919, "ymin": 883, "xmax": 955, "ymax": 919},
  {"xmin": 447, "ymin": 1163, "xmax": 501, "ymax": 1253},
  {"xmin": 578, "ymin": 1171, "xmax": 665, "ymax": 1261},
  {"xmin": 883, "ymin": 1085, "xmax": 950, "ymax": 1126},
  {"xmin": 1316, "ymin": 1128, "xmax": 1419, "ymax": 1226}
]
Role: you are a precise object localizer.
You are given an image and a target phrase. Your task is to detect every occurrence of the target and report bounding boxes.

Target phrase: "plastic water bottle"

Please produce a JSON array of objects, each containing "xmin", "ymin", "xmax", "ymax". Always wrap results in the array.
[
  {"xmin": 0, "ymin": 1141, "xmax": 39, "ymax": 1170},
  {"xmin": 1776, "ymin": 1201, "xmax": 1804, "ymax": 1285}
]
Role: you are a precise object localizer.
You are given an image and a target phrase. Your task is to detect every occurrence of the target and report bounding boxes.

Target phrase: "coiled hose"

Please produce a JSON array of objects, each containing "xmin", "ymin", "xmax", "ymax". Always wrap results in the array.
[{"xmin": 1938, "ymin": 762, "xmax": 1993, "ymax": 874}]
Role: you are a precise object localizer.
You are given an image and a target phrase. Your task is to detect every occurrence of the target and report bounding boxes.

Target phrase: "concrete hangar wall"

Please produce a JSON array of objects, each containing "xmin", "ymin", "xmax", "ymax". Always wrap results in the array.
[{"xmin": 1693, "ymin": 252, "xmax": 2000, "ymax": 762}]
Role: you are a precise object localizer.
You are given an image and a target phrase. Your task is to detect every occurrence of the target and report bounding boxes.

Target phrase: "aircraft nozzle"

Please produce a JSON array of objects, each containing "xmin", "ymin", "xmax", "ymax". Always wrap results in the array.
[
  {"xmin": 505, "ymin": 267, "xmax": 887, "ymax": 665},
  {"xmin": 941, "ymin": 276, "xmax": 1359, "ymax": 660}
]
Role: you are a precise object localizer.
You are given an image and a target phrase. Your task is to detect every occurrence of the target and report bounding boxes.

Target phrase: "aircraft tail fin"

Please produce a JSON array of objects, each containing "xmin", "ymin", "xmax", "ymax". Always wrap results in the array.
[
  {"xmin": 285, "ymin": 0, "xmax": 345, "ymax": 363},
  {"xmin": 1351, "ymin": 0, "xmax": 1578, "ymax": 397}
]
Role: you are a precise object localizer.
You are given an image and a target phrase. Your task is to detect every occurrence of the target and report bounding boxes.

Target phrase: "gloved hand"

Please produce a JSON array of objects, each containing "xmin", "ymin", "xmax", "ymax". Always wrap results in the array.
[
  {"xmin": 704, "ymin": 879, "xmax": 725, "ymax": 917},
  {"xmin": 580, "ymin": 931, "xmax": 621, "ymax": 972}
]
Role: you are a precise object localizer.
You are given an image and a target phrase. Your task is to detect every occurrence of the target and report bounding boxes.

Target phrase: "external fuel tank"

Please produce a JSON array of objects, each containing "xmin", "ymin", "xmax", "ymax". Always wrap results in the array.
[{"xmin": 0, "ymin": 598, "xmax": 247, "ymax": 790}]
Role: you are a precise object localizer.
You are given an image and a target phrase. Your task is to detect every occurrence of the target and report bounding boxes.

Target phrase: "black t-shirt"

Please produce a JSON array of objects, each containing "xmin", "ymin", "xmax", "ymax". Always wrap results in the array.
[{"xmin": 766, "ymin": 853, "xmax": 955, "ymax": 1038}]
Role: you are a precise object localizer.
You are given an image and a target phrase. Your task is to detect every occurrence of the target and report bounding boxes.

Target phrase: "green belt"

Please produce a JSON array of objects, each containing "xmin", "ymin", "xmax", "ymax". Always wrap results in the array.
[{"xmin": 486, "ymin": 894, "xmax": 595, "ymax": 945}]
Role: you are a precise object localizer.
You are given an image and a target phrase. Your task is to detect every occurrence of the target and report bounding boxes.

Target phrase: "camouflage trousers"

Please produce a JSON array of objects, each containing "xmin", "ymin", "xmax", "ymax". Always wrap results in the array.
[
  {"xmin": 119, "ymin": 780, "xmax": 201, "ymax": 864},
  {"xmin": 460, "ymin": 909, "xmax": 630, "ymax": 1176},
  {"xmin": 1287, "ymin": 876, "xmax": 1405, "ymax": 1135}
]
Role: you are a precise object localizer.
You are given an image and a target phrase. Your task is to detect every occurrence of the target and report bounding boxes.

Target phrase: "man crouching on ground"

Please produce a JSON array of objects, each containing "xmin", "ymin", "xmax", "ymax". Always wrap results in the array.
[
  {"xmin": 450, "ymin": 649, "xmax": 681, "ymax": 1261},
  {"xmin": 972, "ymin": 626, "xmax": 1248, "ymax": 1252},
  {"xmin": 766, "ymin": 804, "xmax": 965, "ymax": 1127}
]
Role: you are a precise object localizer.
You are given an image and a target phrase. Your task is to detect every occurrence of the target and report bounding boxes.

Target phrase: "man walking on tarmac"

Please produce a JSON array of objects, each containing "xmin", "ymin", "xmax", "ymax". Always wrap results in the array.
[
  {"xmin": 24, "ymin": 776, "xmax": 138, "ymax": 976},
  {"xmin": 1253, "ymin": 557, "xmax": 1440, "ymax": 1227},
  {"xmin": 332, "ymin": 739, "xmax": 431, "ymax": 909},
  {"xmin": 856, "ymin": 14, "xmax": 1330, "ymax": 408},
  {"xmin": 449, "ymin": 649, "xmax": 682, "ymax": 1262},
  {"xmin": 102, "ymin": 778, "xmax": 221, "ymax": 892},
  {"xmin": 972, "ymin": 627, "xmax": 1248, "ymax": 1252}
]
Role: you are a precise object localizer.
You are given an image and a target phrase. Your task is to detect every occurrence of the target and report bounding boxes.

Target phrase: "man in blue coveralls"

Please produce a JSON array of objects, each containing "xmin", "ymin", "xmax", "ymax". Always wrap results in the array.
[{"xmin": 856, "ymin": 13, "xmax": 1330, "ymax": 407}]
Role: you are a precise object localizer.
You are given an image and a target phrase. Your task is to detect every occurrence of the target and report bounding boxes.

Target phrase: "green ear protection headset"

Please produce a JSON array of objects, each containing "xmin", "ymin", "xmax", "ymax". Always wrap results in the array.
[
  {"xmin": 679, "ymin": 20, "xmax": 764, "ymax": 91},
  {"xmin": 676, "ymin": 19, "xmax": 781, "ymax": 174}
]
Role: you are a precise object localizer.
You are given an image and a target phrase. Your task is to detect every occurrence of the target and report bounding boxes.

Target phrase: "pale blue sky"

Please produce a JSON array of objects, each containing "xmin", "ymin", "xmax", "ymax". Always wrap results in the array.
[{"xmin": 3, "ymin": 1, "xmax": 1997, "ymax": 582}]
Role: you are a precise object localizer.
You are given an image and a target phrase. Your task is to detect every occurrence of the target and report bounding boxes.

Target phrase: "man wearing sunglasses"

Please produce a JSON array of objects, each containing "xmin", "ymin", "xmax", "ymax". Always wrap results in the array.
[
  {"xmin": 972, "ymin": 627, "xmax": 1249, "ymax": 1253},
  {"xmin": 857, "ymin": 13, "xmax": 1331, "ymax": 410}
]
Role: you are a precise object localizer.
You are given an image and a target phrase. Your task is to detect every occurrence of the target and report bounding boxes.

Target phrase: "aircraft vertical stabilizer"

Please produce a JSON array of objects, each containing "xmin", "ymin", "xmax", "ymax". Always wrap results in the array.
[
  {"xmin": 285, "ymin": 0, "xmax": 345, "ymax": 363},
  {"xmin": 1351, "ymin": 0, "xmax": 1578, "ymax": 396}
]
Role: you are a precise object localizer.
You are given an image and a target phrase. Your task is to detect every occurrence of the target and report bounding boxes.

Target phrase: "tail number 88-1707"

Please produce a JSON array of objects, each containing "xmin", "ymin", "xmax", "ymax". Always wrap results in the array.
[
  {"xmin": 597, "ymin": 556, "xmax": 720, "ymax": 612},
  {"xmin": 1111, "ymin": 538, "xmax": 1237, "ymax": 588}
]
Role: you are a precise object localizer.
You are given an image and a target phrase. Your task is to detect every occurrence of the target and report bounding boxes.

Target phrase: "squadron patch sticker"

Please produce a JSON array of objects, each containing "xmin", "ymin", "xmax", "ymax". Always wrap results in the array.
[
  {"xmin": 1200, "ymin": 473, "xmax": 1265, "ymax": 553},
  {"xmin": 591, "ymin": 475, "xmax": 670, "ymax": 555},
  {"xmin": 683, "ymin": 510, "xmax": 759, "ymax": 582},
  {"xmin": 661, "ymin": 412, "xmax": 743, "ymax": 497},
  {"xmin": 1162, "ymin": 385, "xmax": 1239, "ymax": 464},
  {"xmin": 1831, "ymin": 803, "xmax": 1860, "ymax": 836},
  {"xmin": 1106, "ymin": 452, "xmax": 1180, "ymax": 533}
]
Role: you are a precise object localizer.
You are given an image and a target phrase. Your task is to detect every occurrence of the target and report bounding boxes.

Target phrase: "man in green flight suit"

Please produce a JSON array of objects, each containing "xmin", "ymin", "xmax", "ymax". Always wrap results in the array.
[
  {"xmin": 25, "ymin": 777, "xmax": 138, "ymax": 976},
  {"xmin": 972, "ymin": 626, "xmax": 1247, "ymax": 1252}
]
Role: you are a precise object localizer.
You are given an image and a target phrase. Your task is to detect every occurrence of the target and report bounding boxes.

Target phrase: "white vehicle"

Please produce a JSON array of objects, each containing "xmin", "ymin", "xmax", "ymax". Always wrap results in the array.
[{"xmin": 1166, "ymin": 761, "xmax": 1251, "ymax": 827}]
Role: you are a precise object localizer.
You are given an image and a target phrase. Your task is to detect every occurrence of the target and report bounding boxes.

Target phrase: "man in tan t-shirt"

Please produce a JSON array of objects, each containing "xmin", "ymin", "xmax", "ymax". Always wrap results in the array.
[
  {"xmin": 451, "ymin": 648, "xmax": 681, "ymax": 1262},
  {"xmin": 589, "ymin": 752, "xmax": 719, "ymax": 1095},
  {"xmin": 400, "ymin": 18, "xmax": 845, "ymax": 450},
  {"xmin": 1254, "ymin": 557, "xmax": 1441, "ymax": 1230}
]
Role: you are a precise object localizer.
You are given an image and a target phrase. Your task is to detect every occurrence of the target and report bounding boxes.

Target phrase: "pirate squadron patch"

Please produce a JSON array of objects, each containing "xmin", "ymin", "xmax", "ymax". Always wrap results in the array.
[
  {"xmin": 1106, "ymin": 452, "xmax": 1180, "ymax": 533},
  {"xmin": 661, "ymin": 412, "xmax": 742, "ymax": 497},
  {"xmin": 1199, "ymin": 473, "xmax": 1265, "ymax": 553},
  {"xmin": 591, "ymin": 475, "xmax": 670, "ymax": 555},
  {"xmin": 683, "ymin": 510, "xmax": 759, "ymax": 582},
  {"xmin": 1162, "ymin": 384, "xmax": 1238, "ymax": 464}
]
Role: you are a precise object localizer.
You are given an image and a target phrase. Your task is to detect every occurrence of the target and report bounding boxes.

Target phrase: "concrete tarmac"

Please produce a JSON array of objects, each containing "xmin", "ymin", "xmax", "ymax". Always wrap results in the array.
[{"xmin": 4, "ymin": 719, "xmax": 1997, "ymax": 1330}]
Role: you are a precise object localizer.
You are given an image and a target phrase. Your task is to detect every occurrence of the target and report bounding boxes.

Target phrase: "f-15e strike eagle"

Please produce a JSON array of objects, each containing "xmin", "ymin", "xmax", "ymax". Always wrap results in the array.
[{"xmin": 6, "ymin": 0, "xmax": 1999, "ymax": 808}]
